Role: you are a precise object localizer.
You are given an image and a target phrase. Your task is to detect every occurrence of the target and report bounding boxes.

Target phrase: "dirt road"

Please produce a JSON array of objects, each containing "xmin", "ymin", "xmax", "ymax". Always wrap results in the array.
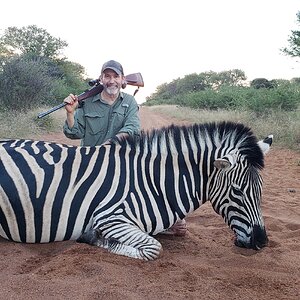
[{"xmin": 1, "ymin": 106, "xmax": 299, "ymax": 300}]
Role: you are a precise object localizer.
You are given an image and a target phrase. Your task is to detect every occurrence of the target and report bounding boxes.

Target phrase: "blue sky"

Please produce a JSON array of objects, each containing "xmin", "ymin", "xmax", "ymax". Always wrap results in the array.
[{"xmin": 1, "ymin": 0, "xmax": 299, "ymax": 103}]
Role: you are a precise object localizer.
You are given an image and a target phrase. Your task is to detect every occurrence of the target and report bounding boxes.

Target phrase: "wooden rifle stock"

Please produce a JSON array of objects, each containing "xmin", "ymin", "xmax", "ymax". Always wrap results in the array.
[
  {"xmin": 124, "ymin": 72, "xmax": 144, "ymax": 87},
  {"xmin": 37, "ymin": 72, "xmax": 144, "ymax": 119}
]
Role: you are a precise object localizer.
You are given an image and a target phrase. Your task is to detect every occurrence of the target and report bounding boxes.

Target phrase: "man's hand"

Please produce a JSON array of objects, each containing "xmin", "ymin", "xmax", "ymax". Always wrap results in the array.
[
  {"xmin": 115, "ymin": 132, "xmax": 129, "ymax": 140},
  {"xmin": 64, "ymin": 94, "xmax": 78, "ymax": 129},
  {"xmin": 64, "ymin": 94, "xmax": 79, "ymax": 114}
]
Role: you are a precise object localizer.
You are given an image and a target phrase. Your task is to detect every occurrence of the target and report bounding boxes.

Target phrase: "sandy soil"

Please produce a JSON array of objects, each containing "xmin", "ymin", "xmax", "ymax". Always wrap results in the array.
[{"xmin": 1, "ymin": 106, "xmax": 299, "ymax": 300}]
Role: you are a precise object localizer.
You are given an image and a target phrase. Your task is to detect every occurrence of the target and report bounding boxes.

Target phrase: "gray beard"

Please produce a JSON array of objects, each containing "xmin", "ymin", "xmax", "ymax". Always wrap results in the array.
[{"xmin": 105, "ymin": 86, "xmax": 119, "ymax": 95}]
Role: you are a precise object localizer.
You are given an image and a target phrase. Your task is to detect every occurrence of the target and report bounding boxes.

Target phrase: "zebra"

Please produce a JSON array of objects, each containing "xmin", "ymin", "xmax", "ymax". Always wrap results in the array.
[{"xmin": 0, "ymin": 121, "xmax": 272, "ymax": 260}]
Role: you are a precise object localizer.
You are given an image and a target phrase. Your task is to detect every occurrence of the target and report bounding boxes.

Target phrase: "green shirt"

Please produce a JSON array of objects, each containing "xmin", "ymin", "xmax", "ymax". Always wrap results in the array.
[{"xmin": 63, "ymin": 92, "xmax": 140, "ymax": 146}]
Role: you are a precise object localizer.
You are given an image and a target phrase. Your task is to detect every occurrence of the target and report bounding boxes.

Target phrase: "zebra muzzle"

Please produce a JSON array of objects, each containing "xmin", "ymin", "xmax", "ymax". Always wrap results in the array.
[{"xmin": 234, "ymin": 225, "xmax": 268, "ymax": 250}]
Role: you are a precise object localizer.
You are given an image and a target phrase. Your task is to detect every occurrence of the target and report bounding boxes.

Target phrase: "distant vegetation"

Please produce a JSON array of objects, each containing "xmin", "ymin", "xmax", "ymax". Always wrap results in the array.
[
  {"xmin": 0, "ymin": 25, "xmax": 91, "ymax": 111},
  {"xmin": 144, "ymin": 70, "xmax": 300, "ymax": 113}
]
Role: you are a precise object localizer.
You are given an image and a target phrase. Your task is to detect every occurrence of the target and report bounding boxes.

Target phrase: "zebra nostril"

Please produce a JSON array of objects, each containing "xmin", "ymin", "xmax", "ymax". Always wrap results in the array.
[
  {"xmin": 234, "ymin": 238, "xmax": 247, "ymax": 248},
  {"xmin": 251, "ymin": 225, "xmax": 268, "ymax": 249}
]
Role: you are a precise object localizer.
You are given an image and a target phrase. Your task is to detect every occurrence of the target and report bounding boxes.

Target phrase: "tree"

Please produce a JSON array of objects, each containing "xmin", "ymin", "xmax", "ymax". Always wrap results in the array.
[
  {"xmin": 176, "ymin": 73, "xmax": 209, "ymax": 93},
  {"xmin": 0, "ymin": 25, "xmax": 89, "ymax": 109},
  {"xmin": 0, "ymin": 39, "xmax": 13, "ymax": 58},
  {"xmin": 56, "ymin": 60, "xmax": 87, "ymax": 95},
  {"xmin": 291, "ymin": 77, "xmax": 300, "ymax": 84},
  {"xmin": 210, "ymin": 69, "xmax": 247, "ymax": 88},
  {"xmin": 281, "ymin": 11, "xmax": 300, "ymax": 57},
  {"xmin": 150, "ymin": 80, "xmax": 179, "ymax": 100},
  {"xmin": 0, "ymin": 39, "xmax": 13, "ymax": 71},
  {"xmin": 146, "ymin": 69, "xmax": 248, "ymax": 102},
  {"xmin": 0, "ymin": 54, "xmax": 60, "ymax": 110},
  {"xmin": 0, "ymin": 25, "xmax": 68, "ymax": 59},
  {"xmin": 250, "ymin": 78, "xmax": 275, "ymax": 89}
]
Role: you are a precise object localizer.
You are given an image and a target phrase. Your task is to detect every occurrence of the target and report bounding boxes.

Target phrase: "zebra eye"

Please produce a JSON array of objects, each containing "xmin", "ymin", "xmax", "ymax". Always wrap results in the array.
[
  {"xmin": 232, "ymin": 184, "xmax": 242, "ymax": 192},
  {"xmin": 231, "ymin": 184, "xmax": 244, "ymax": 198}
]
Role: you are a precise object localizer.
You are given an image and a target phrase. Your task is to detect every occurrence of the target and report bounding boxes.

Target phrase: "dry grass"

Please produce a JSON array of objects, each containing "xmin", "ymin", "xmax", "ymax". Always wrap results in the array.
[
  {"xmin": 0, "ymin": 107, "xmax": 65, "ymax": 139},
  {"xmin": 145, "ymin": 105, "xmax": 300, "ymax": 151}
]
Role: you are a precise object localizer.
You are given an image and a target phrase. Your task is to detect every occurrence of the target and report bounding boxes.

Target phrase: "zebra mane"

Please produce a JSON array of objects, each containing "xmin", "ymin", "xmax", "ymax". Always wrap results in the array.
[{"xmin": 114, "ymin": 121, "xmax": 265, "ymax": 169}]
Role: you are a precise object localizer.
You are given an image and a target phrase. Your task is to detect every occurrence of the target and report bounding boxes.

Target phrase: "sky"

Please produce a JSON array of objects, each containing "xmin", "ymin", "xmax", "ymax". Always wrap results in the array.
[{"xmin": 1, "ymin": 0, "xmax": 299, "ymax": 103}]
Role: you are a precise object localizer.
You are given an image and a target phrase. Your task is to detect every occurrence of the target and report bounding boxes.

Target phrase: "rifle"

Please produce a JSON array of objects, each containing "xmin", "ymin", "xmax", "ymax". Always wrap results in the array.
[{"xmin": 37, "ymin": 72, "xmax": 144, "ymax": 119}]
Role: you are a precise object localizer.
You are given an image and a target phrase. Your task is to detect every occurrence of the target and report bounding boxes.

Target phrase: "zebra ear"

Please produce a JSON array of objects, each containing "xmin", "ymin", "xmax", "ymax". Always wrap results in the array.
[
  {"xmin": 214, "ymin": 158, "xmax": 232, "ymax": 169},
  {"xmin": 257, "ymin": 134, "xmax": 273, "ymax": 155}
]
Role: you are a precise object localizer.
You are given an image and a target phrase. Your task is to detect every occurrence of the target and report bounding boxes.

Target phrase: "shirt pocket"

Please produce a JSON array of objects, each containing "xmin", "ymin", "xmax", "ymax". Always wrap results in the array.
[
  {"xmin": 84, "ymin": 111, "xmax": 106, "ymax": 135},
  {"xmin": 112, "ymin": 106, "xmax": 127, "ymax": 131}
]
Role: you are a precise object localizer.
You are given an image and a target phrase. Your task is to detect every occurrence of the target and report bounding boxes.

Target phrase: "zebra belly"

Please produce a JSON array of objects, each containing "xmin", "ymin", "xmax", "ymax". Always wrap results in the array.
[{"xmin": 0, "ymin": 191, "xmax": 94, "ymax": 243}]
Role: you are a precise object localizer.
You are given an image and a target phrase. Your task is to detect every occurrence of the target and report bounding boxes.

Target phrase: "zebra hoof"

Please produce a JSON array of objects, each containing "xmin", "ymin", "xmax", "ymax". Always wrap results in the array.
[
  {"xmin": 162, "ymin": 219, "xmax": 188, "ymax": 236},
  {"xmin": 77, "ymin": 229, "xmax": 102, "ymax": 245}
]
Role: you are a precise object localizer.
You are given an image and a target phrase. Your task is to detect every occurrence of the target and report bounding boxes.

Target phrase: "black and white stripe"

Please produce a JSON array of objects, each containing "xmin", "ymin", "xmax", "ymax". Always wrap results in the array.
[{"xmin": 0, "ymin": 122, "xmax": 272, "ymax": 260}]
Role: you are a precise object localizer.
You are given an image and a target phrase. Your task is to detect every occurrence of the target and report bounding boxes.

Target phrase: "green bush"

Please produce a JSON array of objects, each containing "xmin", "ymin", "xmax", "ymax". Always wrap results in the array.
[
  {"xmin": 0, "ymin": 55, "xmax": 89, "ymax": 111},
  {"xmin": 146, "ymin": 84, "xmax": 300, "ymax": 114},
  {"xmin": 0, "ymin": 56, "xmax": 59, "ymax": 111}
]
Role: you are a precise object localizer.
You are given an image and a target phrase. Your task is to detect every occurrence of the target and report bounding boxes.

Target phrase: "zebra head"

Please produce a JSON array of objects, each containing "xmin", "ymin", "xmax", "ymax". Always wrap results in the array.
[{"xmin": 209, "ymin": 134, "xmax": 273, "ymax": 250}]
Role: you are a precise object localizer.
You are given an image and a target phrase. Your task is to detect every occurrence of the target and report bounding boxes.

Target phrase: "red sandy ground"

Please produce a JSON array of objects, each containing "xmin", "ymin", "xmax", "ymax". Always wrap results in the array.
[{"xmin": 1, "ymin": 106, "xmax": 299, "ymax": 300}]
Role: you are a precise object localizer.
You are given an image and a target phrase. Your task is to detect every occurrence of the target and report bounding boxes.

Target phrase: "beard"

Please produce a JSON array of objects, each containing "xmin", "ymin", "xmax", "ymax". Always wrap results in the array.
[{"xmin": 104, "ymin": 84, "xmax": 120, "ymax": 96}]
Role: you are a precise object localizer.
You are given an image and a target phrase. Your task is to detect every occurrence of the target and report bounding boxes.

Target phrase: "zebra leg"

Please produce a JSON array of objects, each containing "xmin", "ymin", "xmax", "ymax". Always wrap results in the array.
[
  {"xmin": 77, "ymin": 225, "xmax": 163, "ymax": 261},
  {"xmin": 77, "ymin": 228, "xmax": 104, "ymax": 246},
  {"xmin": 160, "ymin": 219, "xmax": 187, "ymax": 236}
]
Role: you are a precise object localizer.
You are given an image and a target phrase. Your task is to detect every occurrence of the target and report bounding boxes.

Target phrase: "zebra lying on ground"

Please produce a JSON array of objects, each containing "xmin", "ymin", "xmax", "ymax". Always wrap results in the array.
[{"xmin": 0, "ymin": 121, "xmax": 272, "ymax": 260}]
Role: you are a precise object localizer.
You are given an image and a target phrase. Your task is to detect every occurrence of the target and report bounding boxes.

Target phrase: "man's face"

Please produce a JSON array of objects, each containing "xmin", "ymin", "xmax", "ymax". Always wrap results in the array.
[{"xmin": 100, "ymin": 69, "xmax": 124, "ymax": 96}]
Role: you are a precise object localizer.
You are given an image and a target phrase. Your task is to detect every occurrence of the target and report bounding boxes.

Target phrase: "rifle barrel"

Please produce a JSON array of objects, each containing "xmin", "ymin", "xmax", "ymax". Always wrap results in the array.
[{"xmin": 37, "ymin": 102, "xmax": 66, "ymax": 119}]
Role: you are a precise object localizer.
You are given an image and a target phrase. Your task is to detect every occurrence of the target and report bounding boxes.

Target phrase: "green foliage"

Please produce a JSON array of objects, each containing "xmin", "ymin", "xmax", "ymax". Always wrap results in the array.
[
  {"xmin": 146, "ymin": 68, "xmax": 300, "ymax": 115},
  {"xmin": 250, "ymin": 78, "xmax": 275, "ymax": 89},
  {"xmin": 210, "ymin": 69, "xmax": 247, "ymax": 88},
  {"xmin": 0, "ymin": 25, "xmax": 68, "ymax": 59},
  {"xmin": 56, "ymin": 60, "xmax": 87, "ymax": 95},
  {"xmin": 245, "ymin": 84, "xmax": 300, "ymax": 112},
  {"xmin": 281, "ymin": 11, "xmax": 300, "ymax": 58},
  {"xmin": 0, "ymin": 25, "xmax": 88, "ymax": 111},
  {"xmin": 176, "ymin": 73, "xmax": 209, "ymax": 93},
  {"xmin": 291, "ymin": 77, "xmax": 300, "ymax": 84},
  {"xmin": 146, "ymin": 69, "xmax": 247, "ymax": 103},
  {"xmin": 0, "ymin": 54, "xmax": 88, "ymax": 111},
  {"xmin": 0, "ymin": 55, "xmax": 59, "ymax": 110}
]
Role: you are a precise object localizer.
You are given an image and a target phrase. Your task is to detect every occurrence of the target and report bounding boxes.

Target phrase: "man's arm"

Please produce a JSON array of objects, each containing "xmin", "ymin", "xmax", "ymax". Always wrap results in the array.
[
  {"xmin": 63, "ymin": 94, "xmax": 86, "ymax": 140},
  {"xmin": 64, "ymin": 94, "xmax": 78, "ymax": 129}
]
